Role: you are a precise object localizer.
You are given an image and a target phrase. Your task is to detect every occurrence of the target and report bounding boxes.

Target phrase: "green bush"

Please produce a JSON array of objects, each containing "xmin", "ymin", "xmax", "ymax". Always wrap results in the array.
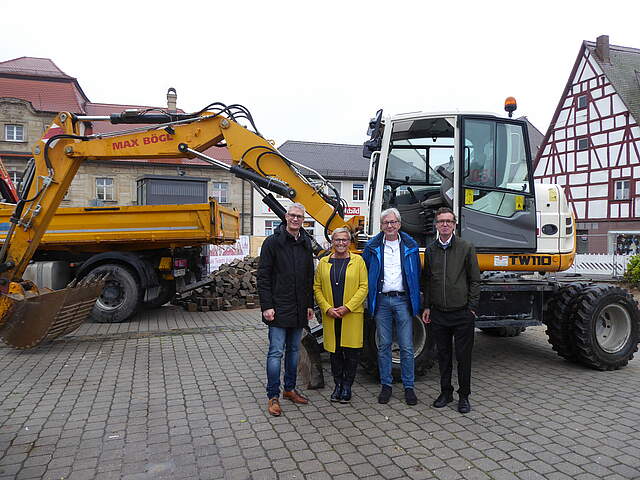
[{"xmin": 624, "ymin": 255, "xmax": 640, "ymax": 287}]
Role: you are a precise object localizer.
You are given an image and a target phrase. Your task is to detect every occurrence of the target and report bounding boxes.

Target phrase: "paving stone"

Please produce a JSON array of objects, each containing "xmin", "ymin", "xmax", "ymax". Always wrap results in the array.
[{"xmin": 1, "ymin": 316, "xmax": 639, "ymax": 479}]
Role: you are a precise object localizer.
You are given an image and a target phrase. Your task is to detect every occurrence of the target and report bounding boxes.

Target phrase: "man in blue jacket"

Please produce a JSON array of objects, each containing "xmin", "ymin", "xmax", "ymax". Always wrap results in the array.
[{"xmin": 362, "ymin": 208, "xmax": 421, "ymax": 405}]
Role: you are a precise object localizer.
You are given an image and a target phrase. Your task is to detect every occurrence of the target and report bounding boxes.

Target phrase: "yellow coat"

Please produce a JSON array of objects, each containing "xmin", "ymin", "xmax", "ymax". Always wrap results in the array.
[{"xmin": 314, "ymin": 253, "xmax": 368, "ymax": 352}]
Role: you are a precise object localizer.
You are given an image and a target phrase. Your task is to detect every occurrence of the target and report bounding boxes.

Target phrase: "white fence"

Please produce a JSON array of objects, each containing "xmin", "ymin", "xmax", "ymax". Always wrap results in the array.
[{"xmin": 565, "ymin": 254, "xmax": 633, "ymax": 278}]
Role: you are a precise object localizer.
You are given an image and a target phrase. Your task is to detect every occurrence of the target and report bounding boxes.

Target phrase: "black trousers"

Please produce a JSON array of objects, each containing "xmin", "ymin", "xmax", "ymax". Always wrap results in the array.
[
  {"xmin": 330, "ymin": 318, "xmax": 361, "ymax": 387},
  {"xmin": 431, "ymin": 309, "xmax": 475, "ymax": 397}
]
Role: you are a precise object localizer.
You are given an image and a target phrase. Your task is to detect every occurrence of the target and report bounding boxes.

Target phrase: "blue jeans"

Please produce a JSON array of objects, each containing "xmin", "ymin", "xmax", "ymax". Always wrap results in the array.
[
  {"xmin": 266, "ymin": 326, "xmax": 303, "ymax": 399},
  {"xmin": 375, "ymin": 294, "xmax": 415, "ymax": 388}
]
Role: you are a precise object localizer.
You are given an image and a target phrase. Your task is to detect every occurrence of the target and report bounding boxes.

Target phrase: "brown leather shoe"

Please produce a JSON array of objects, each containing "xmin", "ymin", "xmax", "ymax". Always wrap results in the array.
[
  {"xmin": 268, "ymin": 397, "xmax": 282, "ymax": 416},
  {"xmin": 283, "ymin": 389, "xmax": 309, "ymax": 404}
]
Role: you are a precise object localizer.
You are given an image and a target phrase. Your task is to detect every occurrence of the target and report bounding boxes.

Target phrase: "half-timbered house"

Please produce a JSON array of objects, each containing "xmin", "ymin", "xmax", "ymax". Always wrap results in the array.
[{"xmin": 534, "ymin": 35, "xmax": 640, "ymax": 254}]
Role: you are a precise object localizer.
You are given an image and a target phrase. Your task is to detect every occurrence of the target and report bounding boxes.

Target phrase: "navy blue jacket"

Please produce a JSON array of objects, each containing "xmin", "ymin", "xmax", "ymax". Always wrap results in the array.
[{"xmin": 361, "ymin": 231, "xmax": 421, "ymax": 316}]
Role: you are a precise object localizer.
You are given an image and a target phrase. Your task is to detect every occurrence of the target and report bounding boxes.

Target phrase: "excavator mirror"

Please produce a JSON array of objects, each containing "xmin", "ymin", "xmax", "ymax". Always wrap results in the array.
[{"xmin": 363, "ymin": 109, "xmax": 384, "ymax": 159}]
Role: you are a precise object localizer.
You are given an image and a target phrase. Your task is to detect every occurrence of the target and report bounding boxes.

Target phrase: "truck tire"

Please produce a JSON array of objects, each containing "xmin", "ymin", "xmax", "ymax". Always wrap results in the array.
[
  {"xmin": 85, "ymin": 264, "xmax": 141, "ymax": 323},
  {"xmin": 479, "ymin": 326, "xmax": 525, "ymax": 337},
  {"xmin": 361, "ymin": 314, "xmax": 436, "ymax": 379},
  {"xmin": 573, "ymin": 285, "xmax": 640, "ymax": 371},
  {"xmin": 544, "ymin": 282, "xmax": 589, "ymax": 362}
]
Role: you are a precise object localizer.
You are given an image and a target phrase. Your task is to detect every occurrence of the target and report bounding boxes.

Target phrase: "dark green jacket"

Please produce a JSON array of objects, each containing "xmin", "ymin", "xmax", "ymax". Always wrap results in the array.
[{"xmin": 422, "ymin": 235, "xmax": 481, "ymax": 312}]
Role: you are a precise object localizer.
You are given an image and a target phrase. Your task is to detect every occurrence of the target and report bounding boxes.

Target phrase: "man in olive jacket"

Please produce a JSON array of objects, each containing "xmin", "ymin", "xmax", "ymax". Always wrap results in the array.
[
  {"xmin": 422, "ymin": 207, "xmax": 480, "ymax": 414},
  {"xmin": 258, "ymin": 203, "xmax": 315, "ymax": 417}
]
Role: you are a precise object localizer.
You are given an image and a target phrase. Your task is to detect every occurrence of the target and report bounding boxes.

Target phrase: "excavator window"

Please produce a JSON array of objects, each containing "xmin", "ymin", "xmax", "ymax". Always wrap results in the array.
[
  {"xmin": 462, "ymin": 118, "xmax": 533, "ymax": 219},
  {"xmin": 382, "ymin": 117, "xmax": 456, "ymax": 246}
]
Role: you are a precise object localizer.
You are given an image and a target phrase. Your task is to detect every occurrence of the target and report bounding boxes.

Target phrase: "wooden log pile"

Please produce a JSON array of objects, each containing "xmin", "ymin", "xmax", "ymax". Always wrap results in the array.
[{"xmin": 179, "ymin": 257, "xmax": 260, "ymax": 312}]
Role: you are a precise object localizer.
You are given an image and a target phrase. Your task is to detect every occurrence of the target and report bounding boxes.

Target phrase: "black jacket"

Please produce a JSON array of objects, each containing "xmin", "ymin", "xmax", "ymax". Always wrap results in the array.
[
  {"xmin": 422, "ymin": 235, "xmax": 481, "ymax": 312},
  {"xmin": 257, "ymin": 223, "xmax": 314, "ymax": 328}
]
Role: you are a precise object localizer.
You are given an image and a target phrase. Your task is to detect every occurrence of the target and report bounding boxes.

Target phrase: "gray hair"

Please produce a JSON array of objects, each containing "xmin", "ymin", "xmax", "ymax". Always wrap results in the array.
[
  {"xmin": 331, "ymin": 227, "xmax": 352, "ymax": 241},
  {"xmin": 380, "ymin": 207, "xmax": 401, "ymax": 224},
  {"xmin": 287, "ymin": 203, "xmax": 306, "ymax": 215}
]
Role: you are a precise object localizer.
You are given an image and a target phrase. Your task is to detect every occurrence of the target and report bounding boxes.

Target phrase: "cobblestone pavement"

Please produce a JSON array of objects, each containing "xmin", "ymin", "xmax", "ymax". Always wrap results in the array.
[{"xmin": 1, "ymin": 306, "xmax": 639, "ymax": 480}]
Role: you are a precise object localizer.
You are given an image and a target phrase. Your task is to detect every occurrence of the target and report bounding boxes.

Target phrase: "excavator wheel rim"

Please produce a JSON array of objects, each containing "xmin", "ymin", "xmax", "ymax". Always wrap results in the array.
[{"xmin": 595, "ymin": 303, "xmax": 632, "ymax": 354}]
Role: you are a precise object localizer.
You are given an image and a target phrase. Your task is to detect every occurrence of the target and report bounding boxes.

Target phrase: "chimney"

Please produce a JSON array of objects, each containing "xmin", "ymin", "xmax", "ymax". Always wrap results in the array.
[
  {"xmin": 167, "ymin": 87, "xmax": 177, "ymax": 112},
  {"xmin": 595, "ymin": 35, "xmax": 610, "ymax": 63}
]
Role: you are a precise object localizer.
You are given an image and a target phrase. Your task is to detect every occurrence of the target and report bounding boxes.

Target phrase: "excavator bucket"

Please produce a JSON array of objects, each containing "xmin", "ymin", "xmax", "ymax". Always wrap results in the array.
[{"xmin": 0, "ymin": 274, "xmax": 106, "ymax": 349}]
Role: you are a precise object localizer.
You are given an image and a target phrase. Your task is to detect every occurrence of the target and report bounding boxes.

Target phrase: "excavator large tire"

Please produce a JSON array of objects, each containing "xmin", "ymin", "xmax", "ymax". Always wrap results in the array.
[
  {"xmin": 479, "ymin": 326, "xmax": 526, "ymax": 337},
  {"xmin": 572, "ymin": 284, "xmax": 640, "ymax": 371},
  {"xmin": 544, "ymin": 282, "xmax": 589, "ymax": 362},
  {"xmin": 84, "ymin": 264, "xmax": 141, "ymax": 323},
  {"xmin": 361, "ymin": 314, "xmax": 436, "ymax": 379}
]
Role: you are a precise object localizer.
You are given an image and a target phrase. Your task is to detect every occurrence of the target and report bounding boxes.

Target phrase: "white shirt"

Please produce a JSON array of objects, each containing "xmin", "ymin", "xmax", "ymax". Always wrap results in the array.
[
  {"xmin": 382, "ymin": 238, "xmax": 404, "ymax": 292},
  {"xmin": 439, "ymin": 235, "xmax": 452, "ymax": 249}
]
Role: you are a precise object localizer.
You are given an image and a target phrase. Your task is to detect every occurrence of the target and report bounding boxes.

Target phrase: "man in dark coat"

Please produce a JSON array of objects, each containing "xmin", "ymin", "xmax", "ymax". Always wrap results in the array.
[
  {"xmin": 422, "ymin": 207, "xmax": 481, "ymax": 414},
  {"xmin": 257, "ymin": 203, "xmax": 315, "ymax": 417}
]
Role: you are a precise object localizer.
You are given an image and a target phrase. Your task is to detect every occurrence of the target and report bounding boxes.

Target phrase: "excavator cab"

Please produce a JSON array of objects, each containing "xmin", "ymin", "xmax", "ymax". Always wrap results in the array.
[{"xmin": 366, "ymin": 110, "xmax": 537, "ymax": 252}]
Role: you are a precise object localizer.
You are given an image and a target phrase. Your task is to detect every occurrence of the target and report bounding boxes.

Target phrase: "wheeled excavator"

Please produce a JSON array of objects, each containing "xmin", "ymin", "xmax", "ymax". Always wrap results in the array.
[{"xmin": 0, "ymin": 100, "xmax": 638, "ymax": 374}]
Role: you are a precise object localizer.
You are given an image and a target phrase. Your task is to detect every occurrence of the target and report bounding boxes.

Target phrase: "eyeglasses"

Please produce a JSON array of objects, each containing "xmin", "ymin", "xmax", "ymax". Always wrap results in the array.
[
  {"xmin": 436, "ymin": 219, "xmax": 455, "ymax": 225},
  {"xmin": 332, "ymin": 239, "xmax": 350, "ymax": 243},
  {"xmin": 381, "ymin": 220, "xmax": 400, "ymax": 226},
  {"xmin": 287, "ymin": 213, "xmax": 304, "ymax": 220}
]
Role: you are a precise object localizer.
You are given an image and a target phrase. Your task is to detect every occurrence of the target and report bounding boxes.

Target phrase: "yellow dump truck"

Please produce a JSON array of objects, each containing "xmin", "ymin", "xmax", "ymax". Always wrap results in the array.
[{"xmin": 0, "ymin": 199, "xmax": 239, "ymax": 324}]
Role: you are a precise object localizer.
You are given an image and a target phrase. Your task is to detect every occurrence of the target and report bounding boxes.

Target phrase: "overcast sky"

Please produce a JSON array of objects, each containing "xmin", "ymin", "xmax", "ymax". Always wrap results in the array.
[{"xmin": 1, "ymin": 1, "xmax": 639, "ymax": 147}]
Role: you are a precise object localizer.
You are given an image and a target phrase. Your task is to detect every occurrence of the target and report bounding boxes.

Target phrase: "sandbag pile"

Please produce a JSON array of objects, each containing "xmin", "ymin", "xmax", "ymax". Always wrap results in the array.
[{"xmin": 179, "ymin": 257, "xmax": 260, "ymax": 312}]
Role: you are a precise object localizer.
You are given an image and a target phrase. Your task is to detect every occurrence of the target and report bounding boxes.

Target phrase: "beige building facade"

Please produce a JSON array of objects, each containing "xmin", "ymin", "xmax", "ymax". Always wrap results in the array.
[{"xmin": 0, "ymin": 56, "xmax": 253, "ymax": 234}]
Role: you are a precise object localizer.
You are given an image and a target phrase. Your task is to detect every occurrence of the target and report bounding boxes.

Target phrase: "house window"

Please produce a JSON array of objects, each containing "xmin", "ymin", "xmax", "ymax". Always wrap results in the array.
[
  {"xmin": 96, "ymin": 177, "xmax": 115, "ymax": 201},
  {"xmin": 614, "ymin": 180, "xmax": 630, "ymax": 200},
  {"xmin": 265, "ymin": 220, "xmax": 281, "ymax": 236},
  {"xmin": 576, "ymin": 137, "xmax": 589, "ymax": 151},
  {"xmin": 326, "ymin": 181, "xmax": 341, "ymax": 196},
  {"xmin": 303, "ymin": 220, "xmax": 315, "ymax": 232},
  {"xmin": 352, "ymin": 183, "xmax": 365, "ymax": 201},
  {"xmin": 4, "ymin": 124, "xmax": 24, "ymax": 142},
  {"xmin": 577, "ymin": 95, "xmax": 588, "ymax": 110},
  {"xmin": 211, "ymin": 182, "xmax": 229, "ymax": 203}
]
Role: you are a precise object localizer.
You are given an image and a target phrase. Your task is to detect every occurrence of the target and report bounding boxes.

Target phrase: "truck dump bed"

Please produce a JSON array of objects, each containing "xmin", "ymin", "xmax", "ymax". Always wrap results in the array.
[{"xmin": 0, "ymin": 200, "xmax": 239, "ymax": 252}]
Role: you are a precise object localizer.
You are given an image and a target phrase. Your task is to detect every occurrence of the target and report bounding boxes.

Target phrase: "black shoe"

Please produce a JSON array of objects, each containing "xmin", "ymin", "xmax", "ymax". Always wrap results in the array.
[
  {"xmin": 458, "ymin": 396, "xmax": 471, "ymax": 414},
  {"xmin": 378, "ymin": 385, "xmax": 392, "ymax": 404},
  {"xmin": 330, "ymin": 384, "xmax": 343, "ymax": 403},
  {"xmin": 404, "ymin": 388, "xmax": 418, "ymax": 406},
  {"xmin": 340, "ymin": 385, "xmax": 352, "ymax": 404},
  {"xmin": 432, "ymin": 392, "xmax": 454, "ymax": 408}
]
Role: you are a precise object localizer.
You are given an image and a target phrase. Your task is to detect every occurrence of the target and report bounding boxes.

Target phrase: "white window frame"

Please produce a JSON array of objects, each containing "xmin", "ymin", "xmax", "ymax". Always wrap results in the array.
[
  {"xmin": 95, "ymin": 177, "xmax": 115, "ymax": 201},
  {"xmin": 265, "ymin": 219, "xmax": 280, "ymax": 236},
  {"xmin": 352, "ymin": 183, "xmax": 365, "ymax": 201},
  {"xmin": 211, "ymin": 182, "xmax": 229, "ymax": 203},
  {"xmin": 577, "ymin": 94, "xmax": 588, "ymax": 110},
  {"xmin": 4, "ymin": 124, "xmax": 24, "ymax": 142},
  {"xmin": 326, "ymin": 181, "xmax": 342, "ymax": 196},
  {"xmin": 577, "ymin": 137, "xmax": 589, "ymax": 151},
  {"xmin": 614, "ymin": 180, "xmax": 630, "ymax": 200}
]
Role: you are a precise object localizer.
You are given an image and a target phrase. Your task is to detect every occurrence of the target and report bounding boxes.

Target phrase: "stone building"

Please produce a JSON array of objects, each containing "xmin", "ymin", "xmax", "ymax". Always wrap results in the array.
[{"xmin": 0, "ymin": 57, "xmax": 252, "ymax": 233}]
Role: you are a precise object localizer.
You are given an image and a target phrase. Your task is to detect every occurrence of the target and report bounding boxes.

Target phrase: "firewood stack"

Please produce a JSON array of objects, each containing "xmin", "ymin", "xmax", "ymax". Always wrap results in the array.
[{"xmin": 179, "ymin": 257, "xmax": 261, "ymax": 312}]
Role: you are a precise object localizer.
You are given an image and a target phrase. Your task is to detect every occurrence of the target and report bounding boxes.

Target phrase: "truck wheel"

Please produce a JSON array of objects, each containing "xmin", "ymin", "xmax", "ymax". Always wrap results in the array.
[
  {"xmin": 479, "ymin": 326, "xmax": 525, "ymax": 337},
  {"xmin": 544, "ymin": 282, "xmax": 589, "ymax": 362},
  {"xmin": 573, "ymin": 285, "xmax": 640, "ymax": 370},
  {"xmin": 85, "ymin": 264, "xmax": 141, "ymax": 323},
  {"xmin": 361, "ymin": 314, "xmax": 436, "ymax": 379},
  {"xmin": 143, "ymin": 281, "xmax": 175, "ymax": 310}
]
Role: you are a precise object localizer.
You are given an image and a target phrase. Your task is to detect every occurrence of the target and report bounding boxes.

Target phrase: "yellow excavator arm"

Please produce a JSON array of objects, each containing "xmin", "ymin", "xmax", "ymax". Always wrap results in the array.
[{"xmin": 0, "ymin": 105, "xmax": 358, "ymax": 348}]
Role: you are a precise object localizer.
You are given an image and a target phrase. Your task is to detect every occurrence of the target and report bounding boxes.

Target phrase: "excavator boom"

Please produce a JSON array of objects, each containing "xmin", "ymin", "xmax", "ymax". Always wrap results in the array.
[{"xmin": 0, "ymin": 105, "xmax": 355, "ymax": 348}]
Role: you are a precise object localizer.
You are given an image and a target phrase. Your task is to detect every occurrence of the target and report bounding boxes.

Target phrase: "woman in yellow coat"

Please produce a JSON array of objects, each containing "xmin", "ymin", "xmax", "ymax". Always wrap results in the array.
[{"xmin": 314, "ymin": 228, "xmax": 368, "ymax": 403}]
